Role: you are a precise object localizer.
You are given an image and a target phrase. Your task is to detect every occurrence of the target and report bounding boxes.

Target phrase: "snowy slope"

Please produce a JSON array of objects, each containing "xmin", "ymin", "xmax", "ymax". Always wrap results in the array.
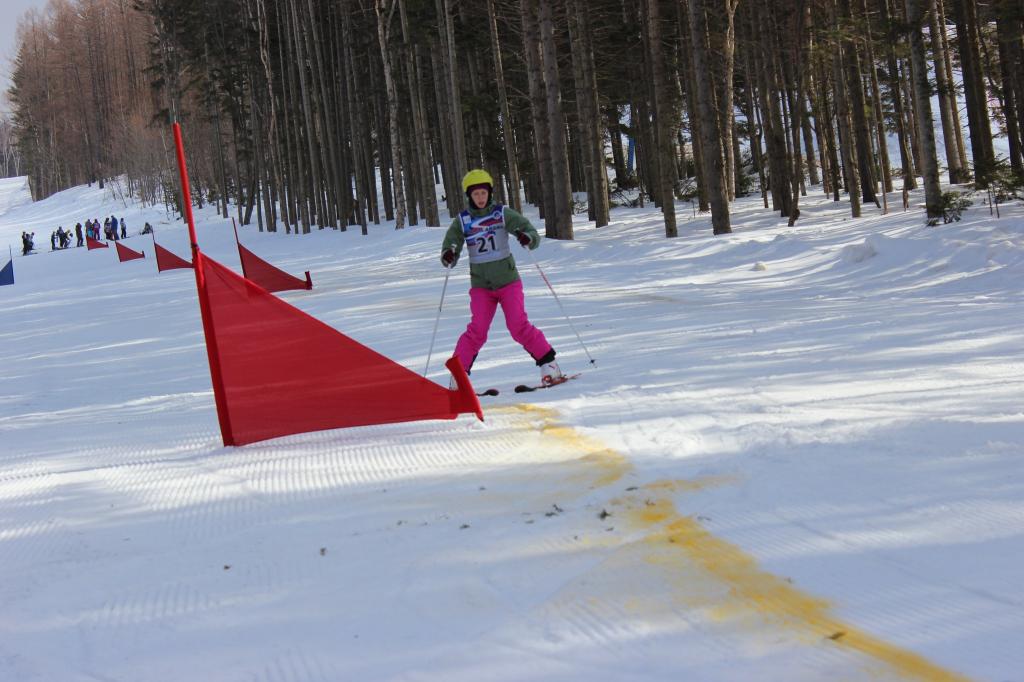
[
  {"xmin": 0, "ymin": 174, "xmax": 1022, "ymax": 681},
  {"xmin": 0, "ymin": 176, "xmax": 32, "ymax": 220}
]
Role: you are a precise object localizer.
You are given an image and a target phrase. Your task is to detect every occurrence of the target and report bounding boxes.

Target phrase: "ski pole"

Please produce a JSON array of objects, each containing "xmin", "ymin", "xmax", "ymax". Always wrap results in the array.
[
  {"xmin": 423, "ymin": 265, "xmax": 452, "ymax": 377},
  {"xmin": 524, "ymin": 247, "xmax": 596, "ymax": 366}
]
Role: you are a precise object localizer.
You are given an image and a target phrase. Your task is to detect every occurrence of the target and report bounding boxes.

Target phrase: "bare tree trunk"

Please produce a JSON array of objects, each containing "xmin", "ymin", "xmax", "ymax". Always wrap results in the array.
[
  {"xmin": 487, "ymin": 0, "xmax": 523, "ymax": 212},
  {"xmin": 568, "ymin": 0, "xmax": 609, "ymax": 226},
  {"xmin": 646, "ymin": 0, "xmax": 678, "ymax": 236},
  {"xmin": 859, "ymin": 0, "xmax": 892, "ymax": 197},
  {"xmin": 688, "ymin": 0, "xmax": 731, "ymax": 234},
  {"xmin": 811, "ymin": 70, "xmax": 837, "ymax": 196},
  {"xmin": 676, "ymin": 2, "xmax": 708, "ymax": 211},
  {"xmin": 375, "ymin": 0, "xmax": 406, "ymax": 228},
  {"xmin": 838, "ymin": 0, "xmax": 878, "ymax": 207},
  {"xmin": 286, "ymin": 0, "xmax": 320, "ymax": 231},
  {"xmin": 428, "ymin": 37, "xmax": 459, "ymax": 219},
  {"xmin": 926, "ymin": 0, "xmax": 963, "ymax": 183},
  {"xmin": 755, "ymin": 1, "xmax": 792, "ymax": 217},
  {"xmin": 608, "ymin": 107, "xmax": 627, "ymax": 183},
  {"xmin": 538, "ymin": 0, "xmax": 574, "ymax": 239},
  {"xmin": 398, "ymin": 0, "xmax": 439, "ymax": 225},
  {"xmin": 784, "ymin": 0, "xmax": 811, "ymax": 225},
  {"xmin": 880, "ymin": 0, "xmax": 916, "ymax": 192},
  {"xmin": 521, "ymin": 0, "xmax": 557, "ymax": 229},
  {"xmin": 831, "ymin": 0, "xmax": 861, "ymax": 217},
  {"xmin": 304, "ymin": 0, "xmax": 342, "ymax": 228},
  {"xmin": 440, "ymin": 0, "xmax": 467, "ymax": 182},
  {"xmin": 340, "ymin": 3, "xmax": 368, "ymax": 233},
  {"xmin": 582, "ymin": 4, "xmax": 610, "ymax": 226},
  {"xmin": 905, "ymin": 0, "xmax": 943, "ymax": 219},
  {"xmin": 741, "ymin": 41, "xmax": 769, "ymax": 203},
  {"xmin": 996, "ymin": 10, "xmax": 1024, "ymax": 175},
  {"xmin": 1001, "ymin": 5, "xmax": 1024, "ymax": 174},
  {"xmin": 817, "ymin": 66, "xmax": 843, "ymax": 201},
  {"xmin": 936, "ymin": 0, "xmax": 969, "ymax": 175},
  {"xmin": 801, "ymin": 94, "xmax": 819, "ymax": 187},
  {"xmin": 712, "ymin": 0, "xmax": 739, "ymax": 202},
  {"xmin": 950, "ymin": 0, "xmax": 995, "ymax": 186}
]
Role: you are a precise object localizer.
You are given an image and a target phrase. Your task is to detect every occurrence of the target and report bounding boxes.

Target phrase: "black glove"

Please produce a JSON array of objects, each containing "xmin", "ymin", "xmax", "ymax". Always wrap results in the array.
[
  {"xmin": 516, "ymin": 232, "xmax": 532, "ymax": 248},
  {"xmin": 441, "ymin": 249, "xmax": 456, "ymax": 267}
]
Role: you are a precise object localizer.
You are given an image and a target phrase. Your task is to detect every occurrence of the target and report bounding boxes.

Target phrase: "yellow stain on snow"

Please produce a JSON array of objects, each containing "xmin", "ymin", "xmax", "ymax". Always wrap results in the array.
[
  {"xmin": 504, "ymin": 403, "xmax": 972, "ymax": 682},
  {"xmin": 642, "ymin": 476, "xmax": 738, "ymax": 494},
  {"xmin": 510, "ymin": 404, "xmax": 631, "ymax": 489},
  {"xmin": 620, "ymin": 497, "xmax": 972, "ymax": 682}
]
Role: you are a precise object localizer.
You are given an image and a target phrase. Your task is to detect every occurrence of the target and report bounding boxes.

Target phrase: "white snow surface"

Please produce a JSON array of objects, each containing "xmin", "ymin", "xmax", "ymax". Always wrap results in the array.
[{"xmin": 1, "ymin": 176, "xmax": 1022, "ymax": 682}]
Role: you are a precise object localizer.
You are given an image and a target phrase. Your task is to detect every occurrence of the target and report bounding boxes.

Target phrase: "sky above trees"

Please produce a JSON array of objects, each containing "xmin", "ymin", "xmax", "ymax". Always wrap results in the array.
[{"xmin": 1, "ymin": 0, "xmax": 48, "ymax": 100}]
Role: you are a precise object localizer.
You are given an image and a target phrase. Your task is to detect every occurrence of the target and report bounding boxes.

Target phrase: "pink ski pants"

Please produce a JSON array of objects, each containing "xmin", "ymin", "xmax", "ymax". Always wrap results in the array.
[{"xmin": 453, "ymin": 280, "xmax": 551, "ymax": 372}]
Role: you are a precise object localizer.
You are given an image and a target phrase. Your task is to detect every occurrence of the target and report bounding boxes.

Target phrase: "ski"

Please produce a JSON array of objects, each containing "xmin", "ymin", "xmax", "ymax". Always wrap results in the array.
[{"xmin": 513, "ymin": 373, "xmax": 581, "ymax": 393}]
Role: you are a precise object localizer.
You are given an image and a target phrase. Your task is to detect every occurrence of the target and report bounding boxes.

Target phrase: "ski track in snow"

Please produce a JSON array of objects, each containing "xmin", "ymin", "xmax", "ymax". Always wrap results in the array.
[
  {"xmin": 2, "ymin": 398, "xmax": 970, "ymax": 681},
  {"xmin": 2, "ymin": 176, "xmax": 1022, "ymax": 680}
]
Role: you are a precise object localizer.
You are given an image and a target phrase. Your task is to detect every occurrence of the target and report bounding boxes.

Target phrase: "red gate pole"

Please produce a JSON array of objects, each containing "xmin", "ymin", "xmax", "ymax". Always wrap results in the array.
[
  {"xmin": 231, "ymin": 216, "xmax": 249, "ymax": 279},
  {"xmin": 173, "ymin": 121, "xmax": 236, "ymax": 446}
]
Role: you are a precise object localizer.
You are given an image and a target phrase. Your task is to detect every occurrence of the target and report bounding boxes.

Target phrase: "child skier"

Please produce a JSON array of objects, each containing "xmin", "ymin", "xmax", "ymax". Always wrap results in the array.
[{"xmin": 441, "ymin": 169, "xmax": 563, "ymax": 386}]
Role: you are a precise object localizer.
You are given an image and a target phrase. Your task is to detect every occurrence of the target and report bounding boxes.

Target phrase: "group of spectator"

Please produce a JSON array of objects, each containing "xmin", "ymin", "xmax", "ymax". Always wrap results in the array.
[
  {"xmin": 84, "ymin": 216, "xmax": 127, "ymax": 242},
  {"xmin": 49, "ymin": 226, "xmax": 77, "ymax": 250},
  {"xmin": 43, "ymin": 216, "xmax": 129, "ymax": 252},
  {"xmin": 23, "ymin": 216, "xmax": 145, "ymax": 256}
]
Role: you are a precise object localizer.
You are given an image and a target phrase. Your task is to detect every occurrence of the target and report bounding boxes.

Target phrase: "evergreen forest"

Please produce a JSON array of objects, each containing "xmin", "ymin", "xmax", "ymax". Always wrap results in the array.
[{"xmin": 6, "ymin": 0, "xmax": 1024, "ymax": 236}]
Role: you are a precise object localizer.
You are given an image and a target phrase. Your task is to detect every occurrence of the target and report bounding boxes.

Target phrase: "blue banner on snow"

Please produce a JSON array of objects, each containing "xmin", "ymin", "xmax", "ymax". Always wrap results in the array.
[{"xmin": 0, "ymin": 257, "xmax": 13, "ymax": 286}]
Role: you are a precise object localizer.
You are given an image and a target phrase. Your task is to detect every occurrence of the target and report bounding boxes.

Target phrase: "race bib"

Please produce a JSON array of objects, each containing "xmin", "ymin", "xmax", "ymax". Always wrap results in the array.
[{"xmin": 459, "ymin": 206, "xmax": 511, "ymax": 264}]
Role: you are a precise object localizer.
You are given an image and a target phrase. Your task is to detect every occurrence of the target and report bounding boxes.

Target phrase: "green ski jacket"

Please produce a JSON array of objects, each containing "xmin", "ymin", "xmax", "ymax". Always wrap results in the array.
[{"xmin": 441, "ymin": 201, "xmax": 540, "ymax": 290}]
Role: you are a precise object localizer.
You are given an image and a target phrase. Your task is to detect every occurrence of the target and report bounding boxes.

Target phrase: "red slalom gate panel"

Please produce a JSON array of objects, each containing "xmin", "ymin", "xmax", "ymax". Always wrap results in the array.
[
  {"xmin": 155, "ymin": 242, "xmax": 193, "ymax": 271},
  {"xmin": 115, "ymin": 241, "xmax": 145, "ymax": 262},
  {"xmin": 86, "ymin": 236, "xmax": 108, "ymax": 250},
  {"xmin": 198, "ymin": 252, "xmax": 481, "ymax": 446},
  {"xmin": 237, "ymin": 243, "xmax": 312, "ymax": 293}
]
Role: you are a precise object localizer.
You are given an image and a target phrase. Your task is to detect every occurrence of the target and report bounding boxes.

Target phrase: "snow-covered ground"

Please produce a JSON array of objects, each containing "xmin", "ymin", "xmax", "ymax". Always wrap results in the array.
[
  {"xmin": 0, "ymin": 175, "xmax": 31, "ymax": 221},
  {"xmin": 1, "ymin": 174, "xmax": 1022, "ymax": 681}
]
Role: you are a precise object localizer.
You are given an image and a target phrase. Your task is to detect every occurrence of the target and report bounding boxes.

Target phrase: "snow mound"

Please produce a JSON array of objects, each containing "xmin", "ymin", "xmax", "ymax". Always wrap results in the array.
[{"xmin": 840, "ymin": 238, "xmax": 878, "ymax": 264}]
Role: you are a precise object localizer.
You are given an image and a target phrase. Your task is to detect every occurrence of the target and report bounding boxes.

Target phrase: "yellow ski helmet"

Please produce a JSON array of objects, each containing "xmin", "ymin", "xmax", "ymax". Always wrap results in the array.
[{"xmin": 462, "ymin": 169, "xmax": 494, "ymax": 193}]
